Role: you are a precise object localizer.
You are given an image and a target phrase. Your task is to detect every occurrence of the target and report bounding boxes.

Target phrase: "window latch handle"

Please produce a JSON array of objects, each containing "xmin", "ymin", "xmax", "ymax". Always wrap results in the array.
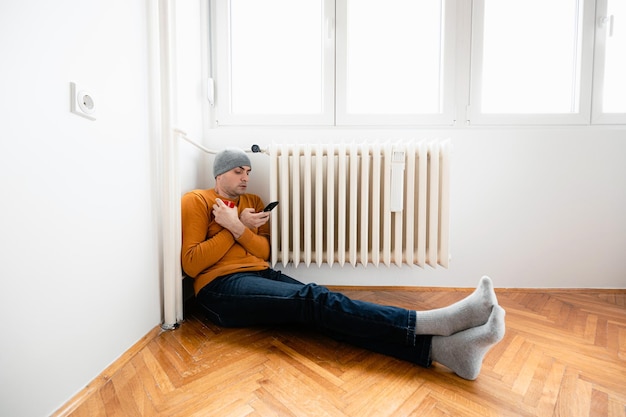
[{"xmin": 599, "ymin": 15, "xmax": 614, "ymax": 37}]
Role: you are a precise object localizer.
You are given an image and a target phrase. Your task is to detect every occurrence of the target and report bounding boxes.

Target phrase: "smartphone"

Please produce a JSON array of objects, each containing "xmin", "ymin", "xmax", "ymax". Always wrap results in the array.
[{"xmin": 263, "ymin": 201, "xmax": 279, "ymax": 212}]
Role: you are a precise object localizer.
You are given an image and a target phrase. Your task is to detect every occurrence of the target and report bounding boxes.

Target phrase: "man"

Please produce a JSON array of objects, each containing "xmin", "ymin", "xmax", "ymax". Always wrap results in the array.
[{"xmin": 181, "ymin": 148, "xmax": 505, "ymax": 380}]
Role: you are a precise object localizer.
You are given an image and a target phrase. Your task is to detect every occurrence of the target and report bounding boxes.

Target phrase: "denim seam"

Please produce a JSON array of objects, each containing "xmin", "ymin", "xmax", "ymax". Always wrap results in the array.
[{"xmin": 406, "ymin": 310, "xmax": 417, "ymax": 346}]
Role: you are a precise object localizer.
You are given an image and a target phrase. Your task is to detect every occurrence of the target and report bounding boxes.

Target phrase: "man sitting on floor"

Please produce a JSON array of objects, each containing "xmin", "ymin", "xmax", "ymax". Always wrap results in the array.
[{"xmin": 181, "ymin": 148, "xmax": 505, "ymax": 380}]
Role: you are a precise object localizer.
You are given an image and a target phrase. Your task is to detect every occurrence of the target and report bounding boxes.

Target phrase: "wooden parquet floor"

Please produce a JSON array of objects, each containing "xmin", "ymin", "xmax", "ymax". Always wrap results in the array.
[{"xmin": 57, "ymin": 288, "xmax": 626, "ymax": 417}]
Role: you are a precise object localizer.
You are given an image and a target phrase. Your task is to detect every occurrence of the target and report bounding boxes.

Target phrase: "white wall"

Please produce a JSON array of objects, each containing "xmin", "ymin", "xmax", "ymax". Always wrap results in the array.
[
  {"xmin": 199, "ymin": 127, "xmax": 626, "ymax": 289},
  {"xmin": 0, "ymin": 1, "xmax": 161, "ymax": 416}
]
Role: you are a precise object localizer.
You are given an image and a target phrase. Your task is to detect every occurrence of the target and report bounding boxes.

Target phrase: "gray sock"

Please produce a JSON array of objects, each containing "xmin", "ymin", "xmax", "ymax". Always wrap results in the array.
[
  {"xmin": 415, "ymin": 276, "xmax": 497, "ymax": 336},
  {"xmin": 431, "ymin": 305, "xmax": 506, "ymax": 380}
]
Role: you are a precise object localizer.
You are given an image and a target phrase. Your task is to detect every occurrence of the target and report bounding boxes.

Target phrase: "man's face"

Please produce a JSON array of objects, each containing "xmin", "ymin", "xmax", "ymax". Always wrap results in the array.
[{"xmin": 215, "ymin": 165, "xmax": 251, "ymax": 198}]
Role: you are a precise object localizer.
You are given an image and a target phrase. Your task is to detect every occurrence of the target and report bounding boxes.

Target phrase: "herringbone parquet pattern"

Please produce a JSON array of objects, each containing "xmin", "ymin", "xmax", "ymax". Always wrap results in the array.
[{"xmin": 57, "ymin": 288, "xmax": 626, "ymax": 417}]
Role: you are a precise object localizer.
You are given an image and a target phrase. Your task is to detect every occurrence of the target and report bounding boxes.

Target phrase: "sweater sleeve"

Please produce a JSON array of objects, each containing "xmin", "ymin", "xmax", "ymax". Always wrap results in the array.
[{"xmin": 181, "ymin": 191, "xmax": 236, "ymax": 278}]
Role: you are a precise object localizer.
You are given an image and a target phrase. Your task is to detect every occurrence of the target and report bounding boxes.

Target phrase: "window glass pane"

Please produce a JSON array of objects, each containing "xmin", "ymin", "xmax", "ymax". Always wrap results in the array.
[
  {"xmin": 230, "ymin": 0, "xmax": 323, "ymax": 114},
  {"xmin": 481, "ymin": 0, "xmax": 582, "ymax": 113},
  {"xmin": 602, "ymin": 0, "xmax": 626, "ymax": 113},
  {"xmin": 345, "ymin": 0, "xmax": 444, "ymax": 114}
]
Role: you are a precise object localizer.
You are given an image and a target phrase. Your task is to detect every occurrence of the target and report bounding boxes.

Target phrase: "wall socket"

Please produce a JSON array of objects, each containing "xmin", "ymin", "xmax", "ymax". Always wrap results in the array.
[{"xmin": 70, "ymin": 82, "xmax": 96, "ymax": 121}]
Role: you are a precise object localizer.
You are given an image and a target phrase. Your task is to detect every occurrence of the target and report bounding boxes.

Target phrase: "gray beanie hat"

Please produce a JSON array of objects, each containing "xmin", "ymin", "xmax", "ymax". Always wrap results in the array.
[{"xmin": 213, "ymin": 148, "xmax": 251, "ymax": 177}]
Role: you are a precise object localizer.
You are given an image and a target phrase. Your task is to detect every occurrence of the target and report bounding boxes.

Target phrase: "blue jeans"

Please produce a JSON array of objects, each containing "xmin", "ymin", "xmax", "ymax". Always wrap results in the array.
[{"xmin": 196, "ymin": 269, "xmax": 432, "ymax": 367}]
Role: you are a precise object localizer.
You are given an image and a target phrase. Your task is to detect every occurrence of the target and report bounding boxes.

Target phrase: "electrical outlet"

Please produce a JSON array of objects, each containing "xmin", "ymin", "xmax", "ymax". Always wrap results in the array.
[{"xmin": 70, "ymin": 82, "xmax": 96, "ymax": 121}]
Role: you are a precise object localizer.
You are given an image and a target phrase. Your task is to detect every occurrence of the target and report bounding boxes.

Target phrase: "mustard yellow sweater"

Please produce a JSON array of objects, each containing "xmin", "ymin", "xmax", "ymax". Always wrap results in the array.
[{"xmin": 181, "ymin": 189, "xmax": 270, "ymax": 295}]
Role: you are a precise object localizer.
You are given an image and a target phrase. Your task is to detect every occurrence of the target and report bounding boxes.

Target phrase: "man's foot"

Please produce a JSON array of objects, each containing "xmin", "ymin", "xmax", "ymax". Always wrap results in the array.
[
  {"xmin": 431, "ymin": 305, "xmax": 506, "ymax": 380},
  {"xmin": 415, "ymin": 276, "xmax": 498, "ymax": 336}
]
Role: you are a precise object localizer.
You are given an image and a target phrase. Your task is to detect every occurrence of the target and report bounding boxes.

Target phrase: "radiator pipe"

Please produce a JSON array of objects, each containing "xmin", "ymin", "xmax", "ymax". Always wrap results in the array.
[{"xmin": 174, "ymin": 128, "xmax": 267, "ymax": 155}]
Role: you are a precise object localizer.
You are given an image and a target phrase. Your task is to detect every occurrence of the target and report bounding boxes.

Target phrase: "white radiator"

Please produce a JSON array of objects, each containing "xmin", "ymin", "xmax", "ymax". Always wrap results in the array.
[{"xmin": 268, "ymin": 140, "xmax": 451, "ymax": 268}]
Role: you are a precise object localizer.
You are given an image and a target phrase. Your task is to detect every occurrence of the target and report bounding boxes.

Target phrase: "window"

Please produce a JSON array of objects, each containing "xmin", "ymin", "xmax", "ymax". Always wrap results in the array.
[
  {"xmin": 468, "ymin": 0, "xmax": 594, "ymax": 124},
  {"xmin": 211, "ymin": 0, "xmax": 624, "ymax": 126},
  {"xmin": 215, "ymin": 0, "xmax": 333, "ymax": 125},
  {"xmin": 214, "ymin": 0, "xmax": 454, "ymax": 126},
  {"xmin": 336, "ymin": 0, "xmax": 455, "ymax": 125}
]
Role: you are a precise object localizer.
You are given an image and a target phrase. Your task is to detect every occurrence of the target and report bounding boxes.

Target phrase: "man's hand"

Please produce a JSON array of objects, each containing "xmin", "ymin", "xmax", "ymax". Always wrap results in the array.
[
  {"xmin": 212, "ymin": 199, "xmax": 246, "ymax": 239},
  {"xmin": 239, "ymin": 208, "xmax": 270, "ymax": 229}
]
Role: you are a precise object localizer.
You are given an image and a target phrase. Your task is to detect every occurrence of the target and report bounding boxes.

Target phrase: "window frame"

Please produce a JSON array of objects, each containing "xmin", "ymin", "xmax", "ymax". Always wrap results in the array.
[{"xmin": 591, "ymin": 0, "xmax": 626, "ymax": 124}]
